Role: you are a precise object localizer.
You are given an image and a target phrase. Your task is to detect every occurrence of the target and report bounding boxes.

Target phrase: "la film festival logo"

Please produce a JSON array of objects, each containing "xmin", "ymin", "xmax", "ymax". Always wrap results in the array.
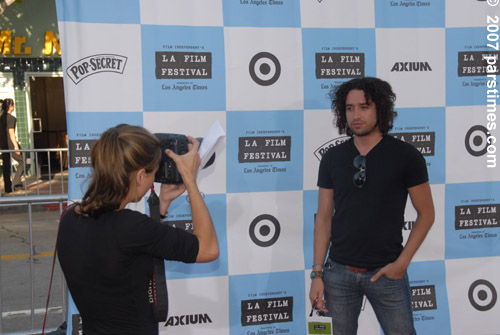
[
  {"xmin": 249, "ymin": 52, "xmax": 281, "ymax": 86},
  {"xmin": 69, "ymin": 139, "xmax": 96, "ymax": 168},
  {"xmin": 249, "ymin": 214, "xmax": 281, "ymax": 247},
  {"xmin": 155, "ymin": 51, "xmax": 212, "ymax": 80},
  {"xmin": 239, "ymin": 136, "xmax": 291, "ymax": 163},
  {"xmin": 454, "ymin": 203, "xmax": 499, "ymax": 230},
  {"xmin": 315, "ymin": 53, "xmax": 365, "ymax": 78},
  {"xmin": 411, "ymin": 285, "xmax": 437, "ymax": 311},
  {"xmin": 241, "ymin": 296, "xmax": 293, "ymax": 326},
  {"xmin": 391, "ymin": 132, "xmax": 436, "ymax": 156},
  {"xmin": 458, "ymin": 51, "xmax": 500, "ymax": 77}
]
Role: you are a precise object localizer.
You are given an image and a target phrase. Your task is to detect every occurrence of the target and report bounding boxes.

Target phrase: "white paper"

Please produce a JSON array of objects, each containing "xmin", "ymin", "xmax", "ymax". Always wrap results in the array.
[{"xmin": 198, "ymin": 120, "xmax": 225, "ymax": 170}]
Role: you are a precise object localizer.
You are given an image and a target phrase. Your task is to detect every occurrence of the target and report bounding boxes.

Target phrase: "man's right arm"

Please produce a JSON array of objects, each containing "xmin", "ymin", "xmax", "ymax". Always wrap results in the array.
[{"xmin": 309, "ymin": 187, "xmax": 334, "ymax": 313}]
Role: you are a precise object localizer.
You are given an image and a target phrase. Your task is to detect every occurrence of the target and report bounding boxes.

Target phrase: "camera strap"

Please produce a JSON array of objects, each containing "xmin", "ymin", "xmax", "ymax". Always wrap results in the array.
[
  {"xmin": 43, "ymin": 203, "xmax": 72, "ymax": 335},
  {"xmin": 147, "ymin": 187, "xmax": 169, "ymax": 322}
]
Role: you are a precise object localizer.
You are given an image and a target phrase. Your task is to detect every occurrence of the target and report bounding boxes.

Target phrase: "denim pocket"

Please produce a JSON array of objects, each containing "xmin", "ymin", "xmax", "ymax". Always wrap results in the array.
[
  {"xmin": 324, "ymin": 258, "xmax": 339, "ymax": 271},
  {"xmin": 381, "ymin": 271, "xmax": 408, "ymax": 282}
]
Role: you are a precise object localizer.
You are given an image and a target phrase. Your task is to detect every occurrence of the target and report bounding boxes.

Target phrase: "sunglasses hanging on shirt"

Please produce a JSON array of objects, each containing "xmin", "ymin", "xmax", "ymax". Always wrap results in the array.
[{"xmin": 353, "ymin": 155, "xmax": 366, "ymax": 188}]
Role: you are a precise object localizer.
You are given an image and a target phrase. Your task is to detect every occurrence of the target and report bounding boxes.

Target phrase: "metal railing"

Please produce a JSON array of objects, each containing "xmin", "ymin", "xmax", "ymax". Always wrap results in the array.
[
  {"xmin": 0, "ymin": 148, "xmax": 69, "ymax": 334},
  {"xmin": 0, "ymin": 196, "xmax": 68, "ymax": 334},
  {"xmin": 0, "ymin": 148, "xmax": 68, "ymax": 197}
]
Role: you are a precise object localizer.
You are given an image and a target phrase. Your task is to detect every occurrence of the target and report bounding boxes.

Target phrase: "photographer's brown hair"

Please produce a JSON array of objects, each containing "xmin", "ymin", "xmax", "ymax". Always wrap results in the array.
[{"xmin": 78, "ymin": 124, "xmax": 162, "ymax": 217}]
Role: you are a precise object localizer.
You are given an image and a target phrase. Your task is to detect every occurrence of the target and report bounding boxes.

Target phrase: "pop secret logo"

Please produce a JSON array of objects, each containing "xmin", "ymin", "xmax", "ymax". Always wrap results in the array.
[
  {"xmin": 66, "ymin": 54, "xmax": 128, "ymax": 84},
  {"xmin": 314, "ymin": 136, "xmax": 350, "ymax": 161}
]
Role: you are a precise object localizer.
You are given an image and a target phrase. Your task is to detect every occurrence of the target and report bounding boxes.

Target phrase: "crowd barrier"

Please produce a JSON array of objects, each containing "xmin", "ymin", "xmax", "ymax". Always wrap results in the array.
[{"xmin": 0, "ymin": 148, "xmax": 68, "ymax": 334}]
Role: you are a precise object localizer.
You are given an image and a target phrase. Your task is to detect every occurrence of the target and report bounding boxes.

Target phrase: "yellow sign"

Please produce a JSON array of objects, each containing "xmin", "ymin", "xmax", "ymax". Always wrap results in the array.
[{"xmin": 0, "ymin": 30, "xmax": 61, "ymax": 56}]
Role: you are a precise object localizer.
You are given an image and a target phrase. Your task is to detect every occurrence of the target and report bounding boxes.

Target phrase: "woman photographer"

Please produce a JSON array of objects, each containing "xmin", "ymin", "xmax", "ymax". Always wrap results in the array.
[{"xmin": 57, "ymin": 124, "xmax": 219, "ymax": 334}]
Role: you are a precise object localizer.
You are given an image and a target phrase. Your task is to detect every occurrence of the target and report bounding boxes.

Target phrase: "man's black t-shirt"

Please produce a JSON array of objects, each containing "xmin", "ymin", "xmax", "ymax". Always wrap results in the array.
[
  {"xmin": 57, "ymin": 207, "xmax": 199, "ymax": 334},
  {"xmin": 317, "ymin": 135, "xmax": 428, "ymax": 269}
]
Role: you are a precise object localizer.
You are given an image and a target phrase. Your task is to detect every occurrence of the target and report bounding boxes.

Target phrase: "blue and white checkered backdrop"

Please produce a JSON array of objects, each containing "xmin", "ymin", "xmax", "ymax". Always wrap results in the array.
[{"xmin": 55, "ymin": 0, "xmax": 500, "ymax": 334}]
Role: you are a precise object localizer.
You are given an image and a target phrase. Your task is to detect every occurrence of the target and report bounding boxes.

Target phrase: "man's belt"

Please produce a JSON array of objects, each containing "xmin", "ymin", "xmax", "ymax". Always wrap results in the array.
[{"xmin": 346, "ymin": 265, "xmax": 368, "ymax": 273}]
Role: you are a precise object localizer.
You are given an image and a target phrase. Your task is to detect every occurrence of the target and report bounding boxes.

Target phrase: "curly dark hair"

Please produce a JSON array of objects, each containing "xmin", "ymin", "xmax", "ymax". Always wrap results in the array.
[{"xmin": 330, "ymin": 77, "xmax": 397, "ymax": 136}]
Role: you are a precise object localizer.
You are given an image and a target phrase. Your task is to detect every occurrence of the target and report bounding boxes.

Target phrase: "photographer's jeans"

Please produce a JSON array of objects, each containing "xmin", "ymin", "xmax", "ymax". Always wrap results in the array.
[{"xmin": 323, "ymin": 259, "xmax": 416, "ymax": 335}]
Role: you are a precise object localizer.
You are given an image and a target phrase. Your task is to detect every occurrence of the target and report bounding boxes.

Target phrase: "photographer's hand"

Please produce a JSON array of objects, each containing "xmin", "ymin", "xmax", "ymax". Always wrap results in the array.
[
  {"xmin": 159, "ymin": 183, "xmax": 186, "ymax": 215},
  {"xmin": 164, "ymin": 137, "xmax": 219, "ymax": 263},
  {"xmin": 165, "ymin": 136, "xmax": 201, "ymax": 185},
  {"xmin": 159, "ymin": 137, "xmax": 200, "ymax": 214}
]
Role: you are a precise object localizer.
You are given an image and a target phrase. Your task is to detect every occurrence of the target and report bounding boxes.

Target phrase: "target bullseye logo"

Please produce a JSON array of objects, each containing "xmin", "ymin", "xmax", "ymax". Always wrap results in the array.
[
  {"xmin": 249, "ymin": 52, "xmax": 281, "ymax": 86},
  {"xmin": 468, "ymin": 279, "xmax": 497, "ymax": 311},
  {"xmin": 465, "ymin": 125, "xmax": 489, "ymax": 157},
  {"xmin": 249, "ymin": 214, "xmax": 281, "ymax": 247}
]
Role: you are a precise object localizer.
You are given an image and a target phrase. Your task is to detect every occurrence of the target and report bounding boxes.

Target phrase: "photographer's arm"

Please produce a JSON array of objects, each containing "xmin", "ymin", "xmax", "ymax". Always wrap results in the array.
[{"xmin": 163, "ymin": 137, "xmax": 219, "ymax": 263}]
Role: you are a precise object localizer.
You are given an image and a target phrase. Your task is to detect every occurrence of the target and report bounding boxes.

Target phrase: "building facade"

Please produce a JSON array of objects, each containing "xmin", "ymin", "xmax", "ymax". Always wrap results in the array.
[{"xmin": 0, "ymin": 0, "xmax": 64, "ymax": 157}]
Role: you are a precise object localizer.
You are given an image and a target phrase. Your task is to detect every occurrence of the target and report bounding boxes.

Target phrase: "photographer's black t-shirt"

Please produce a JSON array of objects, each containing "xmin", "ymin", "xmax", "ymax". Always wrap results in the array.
[
  {"xmin": 57, "ymin": 208, "xmax": 199, "ymax": 335},
  {"xmin": 317, "ymin": 135, "xmax": 428, "ymax": 269}
]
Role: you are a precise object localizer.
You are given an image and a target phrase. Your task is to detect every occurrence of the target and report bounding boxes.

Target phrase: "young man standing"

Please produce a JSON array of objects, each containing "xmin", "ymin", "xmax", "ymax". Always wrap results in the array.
[{"xmin": 309, "ymin": 77, "xmax": 435, "ymax": 335}]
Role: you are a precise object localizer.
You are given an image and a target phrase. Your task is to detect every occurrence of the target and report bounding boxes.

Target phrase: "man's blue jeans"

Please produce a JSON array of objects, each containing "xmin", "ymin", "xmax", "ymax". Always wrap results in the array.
[{"xmin": 323, "ymin": 258, "xmax": 416, "ymax": 335}]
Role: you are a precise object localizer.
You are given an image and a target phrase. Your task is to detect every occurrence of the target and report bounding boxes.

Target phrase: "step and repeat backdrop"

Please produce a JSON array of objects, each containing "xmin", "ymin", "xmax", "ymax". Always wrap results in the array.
[{"xmin": 55, "ymin": 0, "xmax": 500, "ymax": 334}]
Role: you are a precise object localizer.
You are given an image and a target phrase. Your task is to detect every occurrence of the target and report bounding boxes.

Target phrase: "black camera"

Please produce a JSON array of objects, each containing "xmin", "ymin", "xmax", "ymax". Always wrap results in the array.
[{"xmin": 154, "ymin": 133, "xmax": 215, "ymax": 184}]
